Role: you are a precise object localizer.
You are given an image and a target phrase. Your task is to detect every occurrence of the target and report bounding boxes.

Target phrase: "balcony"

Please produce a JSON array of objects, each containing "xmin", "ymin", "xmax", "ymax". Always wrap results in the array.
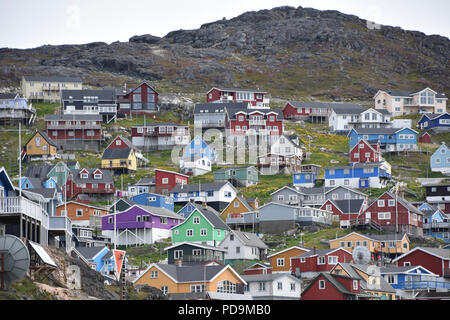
[
  {"xmin": 49, "ymin": 216, "xmax": 72, "ymax": 231},
  {"xmin": 79, "ymin": 188, "xmax": 114, "ymax": 194},
  {"xmin": 64, "ymin": 109, "xmax": 100, "ymax": 115},
  {"xmin": 46, "ymin": 124, "xmax": 102, "ymax": 130},
  {"xmin": 98, "ymin": 105, "xmax": 117, "ymax": 114},
  {"xmin": 42, "ymin": 86, "xmax": 64, "ymax": 91},
  {"xmin": 400, "ymin": 280, "xmax": 450, "ymax": 290},
  {"xmin": 194, "ymin": 121, "xmax": 225, "ymax": 129},
  {"xmin": 423, "ymin": 222, "xmax": 450, "ymax": 229},
  {"xmin": 0, "ymin": 196, "xmax": 46, "ymax": 223},
  {"xmin": 249, "ymin": 119, "xmax": 266, "ymax": 126}
]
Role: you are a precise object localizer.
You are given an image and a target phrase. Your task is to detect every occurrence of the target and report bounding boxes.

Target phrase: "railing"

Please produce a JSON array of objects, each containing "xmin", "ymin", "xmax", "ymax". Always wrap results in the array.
[
  {"xmin": 400, "ymin": 280, "xmax": 450, "ymax": 290},
  {"xmin": 249, "ymin": 120, "xmax": 266, "ymax": 126},
  {"xmin": 180, "ymin": 254, "xmax": 224, "ymax": 263},
  {"xmin": 423, "ymin": 222, "xmax": 450, "ymax": 229},
  {"xmin": 79, "ymin": 188, "xmax": 114, "ymax": 194},
  {"xmin": 49, "ymin": 216, "xmax": 72, "ymax": 231},
  {"xmin": 98, "ymin": 106, "xmax": 117, "ymax": 113},
  {"xmin": 42, "ymin": 86, "xmax": 63, "ymax": 91},
  {"xmin": 0, "ymin": 196, "xmax": 44, "ymax": 222},
  {"xmin": 444, "ymin": 268, "xmax": 450, "ymax": 278},
  {"xmin": 46, "ymin": 124, "xmax": 102, "ymax": 130}
]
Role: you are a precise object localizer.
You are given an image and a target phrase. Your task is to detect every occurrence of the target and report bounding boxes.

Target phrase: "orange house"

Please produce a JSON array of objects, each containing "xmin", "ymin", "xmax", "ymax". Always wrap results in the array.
[
  {"xmin": 133, "ymin": 262, "xmax": 247, "ymax": 296},
  {"xmin": 220, "ymin": 196, "xmax": 259, "ymax": 221},
  {"xmin": 56, "ymin": 201, "xmax": 109, "ymax": 224},
  {"xmin": 268, "ymin": 246, "xmax": 310, "ymax": 273},
  {"xmin": 23, "ymin": 130, "xmax": 57, "ymax": 160}
]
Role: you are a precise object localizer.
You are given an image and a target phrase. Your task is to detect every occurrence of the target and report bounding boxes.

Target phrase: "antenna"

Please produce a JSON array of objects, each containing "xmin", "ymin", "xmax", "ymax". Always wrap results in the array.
[
  {"xmin": 0, "ymin": 235, "xmax": 30, "ymax": 290},
  {"xmin": 352, "ymin": 246, "xmax": 371, "ymax": 265}
]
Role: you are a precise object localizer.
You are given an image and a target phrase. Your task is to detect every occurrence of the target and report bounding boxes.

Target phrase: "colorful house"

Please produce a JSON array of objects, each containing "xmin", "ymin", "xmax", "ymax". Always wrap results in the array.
[
  {"xmin": 349, "ymin": 139, "xmax": 383, "ymax": 164},
  {"xmin": 422, "ymin": 207, "xmax": 450, "ymax": 243},
  {"xmin": 418, "ymin": 132, "xmax": 432, "ymax": 143},
  {"xmin": 206, "ymin": 87, "xmax": 269, "ymax": 107},
  {"xmin": 331, "ymin": 263, "xmax": 397, "ymax": 300},
  {"xmin": 64, "ymin": 168, "xmax": 115, "ymax": 200},
  {"xmin": 244, "ymin": 263, "xmax": 273, "ymax": 276},
  {"xmin": 268, "ymin": 246, "xmax": 310, "ymax": 274},
  {"xmin": 101, "ymin": 136, "xmax": 137, "ymax": 174},
  {"xmin": 430, "ymin": 143, "xmax": 450, "ymax": 175},
  {"xmin": 392, "ymin": 247, "xmax": 450, "ymax": 278},
  {"xmin": 0, "ymin": 92, "xmax": 36, "ymax": 126},
  {"xmin": 56, "ymin": 201, "xmax": 109, "ymax": 226},
  {"xmin": 73, "ymin": 246, "xmax": 110, "ymax": 272},
  {"xmin": 348, "ymin": 127, "xmax": 418, "ymax": 153},
  {"xmin": 102, "ymin": 205, "xmax": 184, "ymax": 246},
  {"xmin": 127, "ymin": 178, "xmax": 155, "ymax": 196},
  {"xmin": 319, "ymin": 199, "xmax": 367, "ymax": 228},
  {"xmin": 133, "ymin": 262, "xmax": 247, "ymax": 297},
  {"xmin": 290, "ymin": 248, "xmax": 353, "ymax": 279},
  {"xmin": 171, "ymin": 203, "xmax": 230, "ymax": 247},
  {"xmin": 182, "ymin": 136, "xmax": 217, "ymax": 164},
  {"xmin": 324, "ymin": 162, "xmax": 392, "ymax": 189},
  {"xmin": 154, "ymin": 169, "xmax": 189, "ymax": 195},
  {"xmin": 219, "ymin": 196, "xmax": 258, "ymax": 222},
  {"xmin": 180, "ymin": 156, "xmax": 212, "ymax": 177},
  {"xmin": 355, "ymin": 192, "xmax": 424, "ymax": 236},
  {"xmin": 116, "ymin": 82, "xmax": 159, "ymax": 114},
  {"xmin": 131, "ymin": 192, "xmax": 174, "ymax": 211},
  {"xmin": 23, "ymin": 130, "xmax": 57, "ymax": 161},
  {"xmin": 424, "ymin": 183, "xmax": 450, "ymax": 213},
  {"xmin": 213, "ymin": 166, "xmax": 259, "ymax": 188},
  {"xmin": 164, "ymin": 242, "xmax": 227, "ymax": 265},
  {"xmin": 300, "ymin": 272, "xmax": 365, "ymax": 300},
  {"xmin": 218, "ymin": 230, "xmax": 268, "ymax": 261},
  {"xmin": 418, "ymin": 112, "xmax": 450, "ymax": 132}
]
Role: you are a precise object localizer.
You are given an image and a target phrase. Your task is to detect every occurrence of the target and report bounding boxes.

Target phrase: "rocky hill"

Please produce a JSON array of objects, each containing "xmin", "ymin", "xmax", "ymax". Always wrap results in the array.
[{"xmin": 0, "ymin": 5, "xmax": 449, "ymax": 100}]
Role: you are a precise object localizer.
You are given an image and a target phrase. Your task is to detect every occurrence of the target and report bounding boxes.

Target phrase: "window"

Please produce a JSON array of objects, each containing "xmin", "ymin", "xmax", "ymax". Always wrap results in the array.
[
  {"xmin": 192, "ymin": 249, "xmax": 202, "ymax": 256},
  {"xmin": 191, "ymin": 285, "xmax": 206, "ymax": 293},
  {"xmin": 161, "ymin": 286, "xmax": 168, "ymax": 294},
  {"xmin": 277, "ymin": 258, "xmax": 285, "ymax": 267},
  {"xmin": 236, "ymin": 246, "xmax": 240, "ymax": 254},
  {"xmin": 186, "ymin": 229, "xmax": 193, "ymax": 237},
  {"xmin": 378, "ymin": 200, "xmax": 385, "ymax": 207},
  {"xmin": 174, "ymin": 250, "xmax": 183, "ymax": 260},
  {"xmin": 160, "ymin": 217, "xmax": 168, "ymax": 224},
  {"xmin": 290, "ymin": 283, "xmax": 296, "ymax": 291},
  {"xmin": 162, "ymin": 178, "xmax": 169, "ymax": 184},
  {"xmin": 340, "ymin": 241, "xmax": 346, "ymax": 248},
  {"xmin": 403, "ymin": 262, "xmax": 411, "ymax": 267},
  {"xmin": 193, "ymin": 216, "xmax": 200, "ymax": 224},
  {"xmin": 234, "ymin": 201, "xmax": 240, "ymax": 208},
  {"xmin": 217, "ymin": 280, "xmax": 236, "ymax": 293},
  {"xmin": 388, "ymin": 199, "xmax": 395, "ymax": 207},
  {"xmin": 328, "ymin": 256, "xmax": 337, "ymax": 264},
  {"xmin": 277, "ymin": 282, "xmax": 283, "ymax": 290},
  {"xmin": 76, "ymin": 209, "xmax": 83, "ymax": 217},
  {"xmin": 319, "ymin": 280, "xmax": 325, "ymax": 290},
  {"xmin": 347, "ymin": 241, "xmax": 352, "ymax": 248},
  {"xmin": 259, "ymin": 282, "xmax": 266, "ymax": 291},
  {"xmin": 378, "ymin": 212, "xmax": 391, "ymax": 220},
  {"xmin": 200, "ymin": 229, "xmax": 207, "ymax": 236},
  {"xmin": 353, "ymin": 280, "xmax": 358, "ymax": 290},
  {"xmin": 278, "ymin": 195, "xmax": 285, "ymax": 201},
  {"xmin": 317, "ymin": 256, "xmax": 326, "ymax": 265},
  {"xmin": 300, "ymin": 257, "xmax": 306, "ymax": 263},
  {"xmin": 151, "ymin": 271, "xmax": 158, "ymax": 278}
]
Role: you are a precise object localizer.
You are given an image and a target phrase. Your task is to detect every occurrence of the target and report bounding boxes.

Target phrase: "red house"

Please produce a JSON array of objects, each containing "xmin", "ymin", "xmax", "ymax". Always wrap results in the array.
[
  {"xmin": 117, "ymin": 82, "xmax": 159, "ymax": 115},
  {"xmin": 243, "ymin": 263, "xmax": 273, "ymax": 276},
  {"xmin": 154, "ymin": 169, "xmax": 189, "ymax": 195},
  {"xmin": 228, "ymin": 109, "xmax": 284, "ymax": 138},
  {"xmin": 356, "ymin": 192, "xmax": 424, "ymax": 236},
  {"xmin": 290, "ymin": 248, "xmax": 353, "ymax": 279},
  {"xmin": 64, "ymin": 168, "xmax": 115, "ymax": 200},
  {"xmin": 349, "ymin": 139, "xmax": 382, "ymax": 164},
  {"xmin": 418, "ymin": 132, "xmax": 432, "ymax": 143},
  {"xmin": 283, "ymin": 102, "xmax": 311, "ymax": 120},
  {"xmin": 301, "ymin": 272, "xmax": 363, "ymax": 300},
  {"xmin": 392, "ymin": 247, "xmax": 450, "ymax": 278},
  {"xmin": 319, "ymin": 199, "xmax": 367, "ymax": 228},
  {"xmin": 206, "ymin": 87, "xmax": 268, "ymax": 107}
]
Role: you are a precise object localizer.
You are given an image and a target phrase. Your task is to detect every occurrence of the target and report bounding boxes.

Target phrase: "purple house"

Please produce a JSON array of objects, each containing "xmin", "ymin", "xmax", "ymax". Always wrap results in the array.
[{"xmin": 102, "ymin": 205, "xmax": 184, "ymax": 246}]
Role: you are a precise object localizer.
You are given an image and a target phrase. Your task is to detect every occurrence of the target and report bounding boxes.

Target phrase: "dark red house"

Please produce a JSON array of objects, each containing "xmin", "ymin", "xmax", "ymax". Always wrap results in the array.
[
  {"xmin": 356, "ymin": 192, "xmax": 424, "ymax": 236},
  {"xmin": 319, "ymin": 199, "xmax": 367, "ymax": 227},
  {"xmin": 392, "ymin": 247, "xmax": 450, "ymax": 278},
  {"xmin": 301, "ymin": 272, "xmax": 363, "ymax": 300},
  {"xmin": 349, "ymin": 140, "xmax": 382, "ymax": 164},
  {"xmin": 283, "ymin": 102, "xmax": 311, "ymax": 120},
  {"xmin": 243, "ymin": 263, "xmax": 273, "ymax": 276},
  {"xmin": 419, "ymin": 132, "xmax": 432, "ymax": 143},
  {"xmin": 154, "ymin": 169, "xmax": 189, "ymax": 195},
  {"xmin": 206, "ymin": 87, "xmax": 268, "ymax": 107},
  {"xmin": 64, "ymin": 168, "xmax": 115, "ymax": 200},
  {"xmin": 290, "ymin": 248, "xmax": 353, "ymax": 278},
  {"xmin": 117, "ymin": 82, "xmax": 159, "ymax": 115}
]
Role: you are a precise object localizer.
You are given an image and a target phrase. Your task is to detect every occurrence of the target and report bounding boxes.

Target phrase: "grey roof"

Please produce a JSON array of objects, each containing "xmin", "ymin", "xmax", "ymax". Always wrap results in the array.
[
  {"xmin": 165, "ymin": 242, "xmax": 227, "ymax": 252},
  {"xmin": 385, "ymin": 192, "xmax": 423, "ymax": 216},
  {"xmin": 76, "ymin": 246, "xmax": 107, "ymax": 260},
  {"xmin": 101, "ymin": 251, "xmax": 113, "ymax": 261},
  {"xmin": 380, "ymin": 266, "xmax": 422, "ymax": 274},
  {"xmin": 72, "ymin": 169, "xmax": 114, "ymax": 184},
  {"xmin": 211, "ymin": 87, "xmax": 267, "ymax": 93},
  {"xmin": 352, "ymin": 127, "xmax": 412, "ymax": 134},
  {"xmin": 25, "ymin": 130, "xmax": 56, "ymax": 147},
  {"xmin": 331, "ymin": 105, "xmax": 366, "ymax": 115},
  {"xmin": 288, "ymin": 101, "xmax": 362, "ymax": 111},
  {"xmin": 136, "ymin": 205, "xmax": 184, "ymax": 220},
  {"xmin": 325, "ymin": 162, "xmax": 385, "ymax": 170},
  {"xmin": 421, "ymin": 113, "xmax": 450, "ymax": 120},
  {"xmin": 26, "ymin": 164, "xmax": 54, "ymax": 180},
  {"xmin": 315, "ymin": 273, "xmax": 357, "ymax": 295},
  {"xmin": 133, "ymin": 123, "xmax": 187, "ymax": 128},
  {"xmin": 295, "ymin": 248, "xmax": 337, "ymax": 258},
  {"xmin": 62, "ymin": 89, "xmax": 116, "ymax": 101},
  {"xmin": 0, "ymin": 93, "xmax": 19, "ymax": 99},
  {"xmin": 192, "ymin": 203, "xmax": 230, "ymax": 231},
  {"xmin": 156, "ymin": 263, "xmax": 229, "ymax": 282},
  {"xmin": 23, "ymin": 75, "xmax": 82, "ymax": 83},
  {"xmin": 242, "ymin": 273, "xmax": 301, "ymax": 283},
  {"xmin": 367, "ymin": 233, "xmax": 407, "ymax": 241},
  {"xmin": 194, "ymin": 102, "xmax": 247, "ymax": 114},
  {"xmin": 135, "ymin": 178, "xmax": 155, "ymax": 186},
  {"xmin": 45, "ymin": 114, "xmax": 103, "ymax": 121},
  {"xmin": 22, "ymin": 188, "xmax": 58, "ymax": 199},
  {"xmin": 227, "ymin": 106, "xmax": 284, "ymax": 119},
  {"xmin": 102, "ymin": 147, "xmax": 132, "ymax": 160},
  {"xmin": 332, "ymin": 199, "xmax": 366, "ymax": 214},
  {"xmin": 297, "ymin": 186, "xmax": 334, "ymax": 195},
  {"xmin": 417, "ymin": 247, "xmax": 450, "ymax": 259},
  {"xmin": 339, "ymin": 263, "xmax": 396, "ymax": 293},
  {"xmin": 170, "ymin": 181, "xmax": 231, "ymax": 194},
  {"xmin": 384, "ymin": 89, "xmax": 447, "ymax": 99},
  {"xmin": 214, "ymin": 166, "xmax": 255, "ymax": 174},
  {"xmin": 231, "ymin": 231, "xmax": 268, "ymax": 249}
]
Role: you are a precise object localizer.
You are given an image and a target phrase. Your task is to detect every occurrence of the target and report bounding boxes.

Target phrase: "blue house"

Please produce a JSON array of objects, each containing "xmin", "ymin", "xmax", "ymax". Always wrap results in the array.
[
  {"xmin": 131, "ymin": 192, "xmax": 174, "ymax": 211},
  {"xmin": 380, "ymin": 266, "xmax": 448, "ymax": 291},
  {"xmin": 293, "ymin": 172, "xmax": 318, "ymax": 188},
  {"xmin": 422, "ymin": 207, "xmax": 450, "ymax": 243},
  {"xmin": 176, "ymin": 202, "xmax": 197, "ymax": 219},
  {"xmin": 73, "ymin": 246, "xmax": 110, "ymax": 273},
  {"xmin": 324, "ymin": 162, "xmax": 392, "ymax": 189},
  {"xmin": 0, "ymin": 167, "xmax": 15, "ymax": 198},
  {"xmin": 183, "ymin": 136, "xmax": 216, "ymax": 163},
  {"xmin": 430, "ymin": 143, "xmax": 450, "ymax": 175},
  {"xmin": 20, "ymin": 176, "xmax": 58, "ymax": 190},
  {"xmin": 348, "ymin": 128, "xmax": 418, "ymax": 153},
  {"xmin": 418, "ymin": 113, "xmax": 450, "ymax": 132}
]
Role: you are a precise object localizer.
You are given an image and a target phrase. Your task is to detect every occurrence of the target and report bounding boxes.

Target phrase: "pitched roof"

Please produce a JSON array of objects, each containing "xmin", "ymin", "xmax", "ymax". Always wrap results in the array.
[
  {"xmin": 242, "ymin": 273, "xmax": 301, "ymax": 283},
  {"xmin": 71, "ymin": 169, "xmax": 114, "ymax": 184},
  {"xmin": 331, "ymin": 105, "xmax": 366, "ymax": 115},
  {"xmin": 76, "ymin": 246, "xmax": 108, "ymax": 260},
  {"xmin": 22, "ymin": 188, "xmax": 58, "ymax": 200},
  {"xmin": 384, "ymin": 192, "xmax": 423, "ymax": 215},
  {"xmin": 392, "ymin": 247, "xmax": 450, "ymax": 263},
  {"xmin": 307, "ymin": 273, "xmax": 357, "ymax": 296},
  {"xmin": 332, "ymin": 199, "xmax": 366, "ymax": 214},
  {"xmin": 267, "ymin": 246, "xmax": 310, "ymax": 258},
  {"xmin": 0, "ymin": 93, "xmax": 19, "ymax": 99},
  {"xmin": 209, "ymin": 87, "xmax": 267, "ymax": 93},
  {"xmin": 351, "ymin": 127, "xmax": 417, "ymax": 135},
  {"xmin": 61, "ymin": 89, "xmax": 116, "ymax": 100},
  {"xmin": 337, "ymin": 263, "xmax": 396, "ymax": 293},
  {"xmin": 194, "ymin": 102, "xmax": 247, "ymax": 114},
  {"xmin": 101, "ymin": 147, "xmax": 132, "ymax": 160},
  {"xmin": 170, "ymin": 181, "xmax": 232, "ymax": 194},
  {"xmin": 135, "ymin": 178, "xmax": 155, "ymax": 186},
  {"xmin": 45, "ymin": 114, "xmax": 103, "ymax": 121},
  {"xmin": 295, "ymin": 248, "xmax": 346, "ymax": 258},
  {"xmin": 25, "ymin": 130, "xmax": 57, "ymax": 147},
  {"xmin": 134, "ymin": 205, "xmax": 184, "ymax": 220},
  {"xmin": 191, "ymin": 203, "xmax": 230, "ymax": 231},
  {"xmin": 229, "ymin": 231, "xmax": 268, "ymax": 249},
  {"xmin": 26, "ymin": 164, "xmax": 54, "ymax": 180},
  {"xmin": 146, "ymin": 263, "xmax": 232, "ymax": 283},
  {"xmin": 164, "ymin": 242, "xmax": 227, "ymax": 252}
]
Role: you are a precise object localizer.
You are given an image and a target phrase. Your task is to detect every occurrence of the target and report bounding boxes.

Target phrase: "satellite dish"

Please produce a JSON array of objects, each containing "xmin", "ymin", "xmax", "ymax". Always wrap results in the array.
[
  {"xmin": 0, "ymin": 235, "xmax": 30, "ymax": 289},
  {"xmin": 352, "ymin": 246, "xmax": 371, "ymax": 265}
]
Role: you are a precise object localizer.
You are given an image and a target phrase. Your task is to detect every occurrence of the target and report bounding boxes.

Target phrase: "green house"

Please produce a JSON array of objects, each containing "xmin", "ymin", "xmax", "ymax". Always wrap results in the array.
[
  {"xmin": 213, "ymin": 166, "xmax": 259, "ymax": 188},
  {"xmin": 47, "ymin": 162, "xmax": 72, "ymax": 188},
  {"xmin": 171, "ymin": 203, "xmax": 230, "ymax": 247}
]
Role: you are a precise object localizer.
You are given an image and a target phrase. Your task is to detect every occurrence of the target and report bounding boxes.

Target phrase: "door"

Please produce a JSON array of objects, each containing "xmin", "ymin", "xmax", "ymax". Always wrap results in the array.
[{"xmin": 365, "ymin": 212, "xmax": 371, "ymax": 224}]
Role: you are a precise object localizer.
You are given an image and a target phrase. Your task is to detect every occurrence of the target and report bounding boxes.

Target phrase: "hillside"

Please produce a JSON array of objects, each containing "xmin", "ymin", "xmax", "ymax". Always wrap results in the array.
[{"xmin": 1, "ymin": 6, "xmax": 449, "ymax": 100}]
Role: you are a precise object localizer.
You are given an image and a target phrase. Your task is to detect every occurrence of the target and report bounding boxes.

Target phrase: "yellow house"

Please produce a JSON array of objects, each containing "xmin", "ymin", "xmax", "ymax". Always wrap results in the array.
[
  {"xmin": 220, "ymin": 196, "xmax": 259, "ymax": 221},
  {"xmin": 329, "ymin": 232, "xmax": 410, "ymax": 260},
  {"xmin": 101, "ymin": 136, "xmax": 137, "ymax": 173},
  {"xmin": 268, "ymin": 246, "xmax": 310, "ymax": 273},
  {"xmin": 331, "ymin": 263, "xmax": 397, "ymax": 300},
  {"xmin": 133, "ymin": 262, "xmax": 247, "ymax": 296},
  {"xmin": 21, "ymin": 75, "xmax": 82, "ymax": 102},
  {"xmin": 23, "ymin": 130, "xmax": 57, "ymax": 160}
]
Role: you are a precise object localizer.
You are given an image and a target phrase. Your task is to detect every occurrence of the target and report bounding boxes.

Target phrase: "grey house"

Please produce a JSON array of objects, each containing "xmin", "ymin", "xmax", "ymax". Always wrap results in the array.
[
  {"xmin": 214, "ymin": 166, "xmax": 259, "ymax": 187},
  {"xmin": 258, "ymin": 202, "xmax": 333, "ymax": 234}
]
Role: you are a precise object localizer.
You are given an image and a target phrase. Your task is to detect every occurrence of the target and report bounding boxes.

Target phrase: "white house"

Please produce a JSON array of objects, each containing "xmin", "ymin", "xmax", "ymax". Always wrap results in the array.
[
  {"xmin": 328, "ymin": 105, "xmax": 366, "ymax": 132},
  {"xmin": 270, "ymin": 135, "xmax": 303, "ymax": 158},
  {"xmin": 180, "ymin": 156, "xmax": 212, "ymax": 177},
  {"xmin": 242, "ymin": 273, "xmax": 302, "ymax": 300},
  {"xmin": 329, "ymin": 107, "xmax": 392, "ymax": 132},
  {"xmin": 219, "ymin": 230, "xmax": 268, "ymax": 261}
]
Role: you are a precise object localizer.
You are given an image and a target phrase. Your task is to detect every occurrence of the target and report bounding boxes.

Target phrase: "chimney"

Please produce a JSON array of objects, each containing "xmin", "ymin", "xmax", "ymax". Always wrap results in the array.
[
  {"xmin": 202, "ymin": 201, "xmax": 207, "ymax": 209},
  {"xmin": 313, "ymin": 247, "xmax": 317, "ymax": 255}
]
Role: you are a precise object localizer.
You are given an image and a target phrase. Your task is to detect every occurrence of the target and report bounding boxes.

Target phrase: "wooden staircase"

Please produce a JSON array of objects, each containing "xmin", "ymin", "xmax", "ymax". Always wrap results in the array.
[{"xmin": 350, "ymin": 217, "xmax": 383, "ymax": 232}]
